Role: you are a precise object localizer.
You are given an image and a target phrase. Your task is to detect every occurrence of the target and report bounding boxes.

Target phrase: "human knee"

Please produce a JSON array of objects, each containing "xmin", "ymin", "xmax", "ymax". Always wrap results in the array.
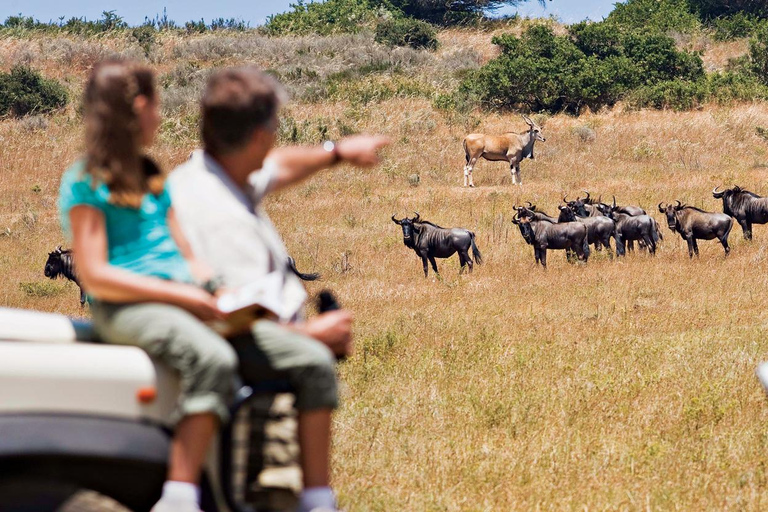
[{"xmin": 293, "ymin": 343, "xmax": 338, "ymax": 410}]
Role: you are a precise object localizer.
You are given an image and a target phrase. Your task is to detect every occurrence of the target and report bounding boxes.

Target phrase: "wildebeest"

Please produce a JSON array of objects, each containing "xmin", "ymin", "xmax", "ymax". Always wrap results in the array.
[
  {"xmin": 595, "ymin": 196, "xmax": 661, "ymax": 251},
  {"xmin": 391, "ymin": 212, "xmax": 482, "ymax": 277},
  {"xmin": 512, "ymin": 207, "xmax": 589, "ymax": 267},
  {"xmin": 602, "ymin": 204, "xmax": 659, "ymax": 256},
  {"xmin": 558, "ymin": 204, "xmax": 615, "ymax": 253},
  {"xmin": 712, "ymin": 185, "xmax": 768, "ymax": 240},
  {"xmin": 658, "ymin": 201, "xmax": 733, "ymax": 257},
  {"xmin": 462, "ymin": 115, "xmax": 546, "ymax": 187},
  {"xmin": 44, "ymin": 246, "xmax": 85, "ymax": 305}
]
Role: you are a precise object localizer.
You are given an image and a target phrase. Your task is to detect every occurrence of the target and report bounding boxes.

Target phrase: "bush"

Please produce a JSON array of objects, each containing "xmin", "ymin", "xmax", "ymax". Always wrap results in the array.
[
  {"xmin": 750, "ymin": 23, "xmax": 768, "ymax": 84},
  {"xmin": 0, "ymin": 66, "xmax": 68, "ymax": 117},
  {"xmin": 265, "ymin": 0, "xmax": 382, "ymax": 35},
  {"xmin": 375, "ymin": 18, "xmax": 438, "ymax": 49},
  {"xmin": 712, "ymin": 13, "xmax": 765, "ymax": 41},
  {"xmin": 688, "ymin": 0, "xmax": 768, "ymax": 20},
  {"xmin": 605, "ymin": 0, "xmax": 701, "ymax": 34},
  {"xmin": 456, "ymin": 24, "xmax": 704, "ymax": 113}
]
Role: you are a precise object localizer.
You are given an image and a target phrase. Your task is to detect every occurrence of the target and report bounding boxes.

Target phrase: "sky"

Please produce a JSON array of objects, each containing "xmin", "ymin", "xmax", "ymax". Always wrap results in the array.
[{"xmin": 0, "ymin": 1, "xmax": 618, "ymax": 27}]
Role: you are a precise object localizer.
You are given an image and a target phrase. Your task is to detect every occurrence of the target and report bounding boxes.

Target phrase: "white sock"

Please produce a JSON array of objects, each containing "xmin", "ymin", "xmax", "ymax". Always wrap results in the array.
[
  {"xmin": 298, "ymin": 486, "xmax": 336, "ymax": 511},
  {"xmin": 160, "ymin": 481, "xmax": 200, "ymax": 504}
]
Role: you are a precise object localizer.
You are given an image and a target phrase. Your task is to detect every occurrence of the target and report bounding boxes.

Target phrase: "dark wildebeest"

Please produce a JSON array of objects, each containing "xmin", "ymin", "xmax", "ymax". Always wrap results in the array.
[
  {"xmin": 602, "ymin": 204, "xmax": 659, "ymax": 256},
  {"xmin": 658, "ymin": 201, "xmax": 733, "ymax": 257},
  {"xmin": 287, "ymin": 257, "xmax": 320, "ymax": 281},
  {"xmin": 558, "ymin": 204, "xmax": 615, "ymax": 254},
  {"xmin": 712, "ymin": 185, "xmax": 768, "ymax": 240},
  {"xmin": 44, "ymin": 246, "xmax": 85, "ymax": 305},
  {"xmin": 596, "ymin": 196, "xmax": 662, "ymax": 251},
  {"xmin": 512, "ymin": 207, "xmax": 589, "ymax": 267},
  {"xmin": 391, "ymin": 212, "xmax": 482, "ymax": 277},
  {"xmin": 462, "ymin": 116, "xmax": 546, "ymax": 187}
]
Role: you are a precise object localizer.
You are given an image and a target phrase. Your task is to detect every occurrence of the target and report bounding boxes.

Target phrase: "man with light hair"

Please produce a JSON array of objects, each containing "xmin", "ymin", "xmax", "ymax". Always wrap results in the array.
[{"xmin": 169, "ymin": 66, "xmax": 388, "ymax": 512}]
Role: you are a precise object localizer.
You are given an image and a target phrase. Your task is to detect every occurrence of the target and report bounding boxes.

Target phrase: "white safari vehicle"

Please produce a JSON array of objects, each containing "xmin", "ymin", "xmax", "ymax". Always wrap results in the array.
[{"xmin": 0, "ymin": 307, "xmax": 284, "ymax": 512}]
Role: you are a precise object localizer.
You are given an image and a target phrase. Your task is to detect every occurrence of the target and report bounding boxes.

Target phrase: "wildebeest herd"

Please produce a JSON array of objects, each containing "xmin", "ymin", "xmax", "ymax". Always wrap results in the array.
[{"xmin": 390, "ymin": 184, "xmax": 768, "ymax": 273}]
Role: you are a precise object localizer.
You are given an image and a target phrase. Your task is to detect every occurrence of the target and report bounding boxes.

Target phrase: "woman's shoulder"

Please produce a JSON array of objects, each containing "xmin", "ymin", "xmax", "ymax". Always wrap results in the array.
[{"xmin": 61, "ymin": 159, "xmax": 92, "ymax": 187}]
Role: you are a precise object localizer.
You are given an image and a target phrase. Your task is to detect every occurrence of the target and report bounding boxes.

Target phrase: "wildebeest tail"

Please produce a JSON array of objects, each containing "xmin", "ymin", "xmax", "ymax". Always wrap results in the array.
[
  {"xmin": 470, "ymin": 231, "xmax": 483, "ymax": 264},
  {"xmin": 652, "ymin": 218, "xmax": 662, "ymax": 243},
  {"xmin": 287, "ymin": 257, "xmax": 320, "ymax": 281}
]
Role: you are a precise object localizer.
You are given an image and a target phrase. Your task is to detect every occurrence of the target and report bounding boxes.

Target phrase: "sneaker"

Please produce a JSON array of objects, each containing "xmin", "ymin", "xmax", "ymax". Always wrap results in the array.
[{"xmin": 150, "ymin": 500, "xmax": 203, "ymax": 512}]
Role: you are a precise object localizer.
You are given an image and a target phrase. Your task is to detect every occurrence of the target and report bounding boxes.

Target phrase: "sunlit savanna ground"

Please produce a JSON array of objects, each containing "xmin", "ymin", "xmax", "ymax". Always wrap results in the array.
[{"xmin": 3, "ymin": 25, "xmax": 768, "ymax": 511}]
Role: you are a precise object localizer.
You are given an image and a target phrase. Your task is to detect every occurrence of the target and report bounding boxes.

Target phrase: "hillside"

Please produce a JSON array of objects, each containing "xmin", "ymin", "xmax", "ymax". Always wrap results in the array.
[{"xmin": 4, "ymin": 23, "xmax": 768, "ymax": 510}]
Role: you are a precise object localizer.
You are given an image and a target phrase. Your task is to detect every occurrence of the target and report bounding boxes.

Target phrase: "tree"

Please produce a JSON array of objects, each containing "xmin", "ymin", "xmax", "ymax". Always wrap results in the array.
[
  {"xmin": 373, "ymin": 0, "xmax": 550, "ymax": 25},
  {"xmin": 687, "ymin": 0, "xmax": 768, "ymax": 19}
]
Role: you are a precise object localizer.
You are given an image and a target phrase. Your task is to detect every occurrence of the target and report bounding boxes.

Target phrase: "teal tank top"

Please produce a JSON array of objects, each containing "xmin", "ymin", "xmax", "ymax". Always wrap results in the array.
[{"xmin": 58, "ymin": 159, "xmax": 193, "ymax": 284}]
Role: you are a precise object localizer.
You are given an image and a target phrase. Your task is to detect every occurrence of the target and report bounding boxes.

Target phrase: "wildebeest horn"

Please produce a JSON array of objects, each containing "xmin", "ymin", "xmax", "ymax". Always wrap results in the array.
[
  {"xmin": 525, "ymin": 201, "xmax": 537, "ymax": 210},
  {"xmin": 675, "ymin": 200, "xmax": 682, "ymax": 208},
  {"xmin": 712, "ymin": 185, "xmax": 725, "ymax": 198},
  {"xmin": 583, "ymin": 191, "xmax": 591, "ymax": 202},
  {"xmin": 612, "ymin": 196, "xmax": 616, "ymax": 208},
  {"xmin": 562, "ymin": 194, "xmax": 568, "ymax": 203},
  {"xmin": 55, "ymin": 245, "xmax": 62, "ymax": 253},
  {"xmin": 413, "ymin": 211, "xmax": 420, "ymax": 222},
  {"xmin": 658, "ymin": 202, "xmax": 666, "ymax": 213},
  {"xmin": 391, "ymin": 214, "xmax": 401, "ymax": 225}
]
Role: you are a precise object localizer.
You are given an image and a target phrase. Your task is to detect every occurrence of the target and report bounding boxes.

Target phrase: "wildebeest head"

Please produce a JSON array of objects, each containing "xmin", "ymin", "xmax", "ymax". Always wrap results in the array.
[
  {"xmin": 392, "ymin": 212, "xmax": 421, "ymax": 246},
  {"xmin": 564, "ymin": 193, "xmax": 589, "ymax": 217},
  {"xmin": 558, "ymin": 205, "xmax": 577, "ymax": 222},
  {"xmin": 713, "ymin": 185, "xmax": 751, "ymax": 216},
  {"xmin": 44, "ymin": 245, "xmax": 65, "ymax": 278},
  {"xmin": 658, "ymin": 201, "xmax": 684, "ymax": 230},
  {"xmin": 523, "ymin": 115, "xmax": 546, "ymax": 142},
  {"xmin": 512, "ymin": 207, "xmax": 535, "ymax": 243}
]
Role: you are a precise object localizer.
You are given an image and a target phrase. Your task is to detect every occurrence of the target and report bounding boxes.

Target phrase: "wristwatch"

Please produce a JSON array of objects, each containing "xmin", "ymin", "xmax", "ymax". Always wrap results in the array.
[{"xmin": 323, "ymin": 140, "xmax": 341, "ymax": 164}]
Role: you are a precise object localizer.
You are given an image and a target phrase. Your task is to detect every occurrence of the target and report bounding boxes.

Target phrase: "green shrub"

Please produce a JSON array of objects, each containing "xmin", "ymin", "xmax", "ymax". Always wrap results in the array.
[
  {"xmin": 456, "ymin": 24, "xmax": 704, "ymax": 113},
  {"xmin": 605, "ymin": 0, "xmax": 701, "ymax": 34},
  {"xmin": 688, "ymin": 0, "xmax": 768, "ymax": 20},
  {"xmin": 712, "ymin": 13, "xmax": 765, "ymax": 41},
  {"xmin": 628, "ymin": 80, "xmax": 708, "ymax": 110},
  {"xmin": 0, "ymin": 66, "xmax": 68, "ymax": 117},
  {"xmin": 265, "ymin": 0, "xmax": 382, "ymax": 35},
  {"xmin": 375, "ymin": 18, "xmax": 438, "ymax": 50},
  {"xmin": 750, "ymin": 23, "xmax": 768, "ymax": 84}
]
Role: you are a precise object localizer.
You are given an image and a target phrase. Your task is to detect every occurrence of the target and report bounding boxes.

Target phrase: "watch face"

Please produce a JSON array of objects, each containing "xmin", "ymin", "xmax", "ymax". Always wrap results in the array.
[{"xmin": 323, "ymin": 140, "xmax": 335, "ymax": 152}]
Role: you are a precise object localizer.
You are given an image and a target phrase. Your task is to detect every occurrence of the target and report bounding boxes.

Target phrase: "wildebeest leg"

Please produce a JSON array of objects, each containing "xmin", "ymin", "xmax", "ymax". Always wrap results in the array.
[
  {"xmin": 720, "ymin": 236, "xmax": 730, "ymax": 255},
  {"xmin": 645, "ymin": 235, "xmax": 656, "ymax": 255},
  {"xmin": 421, "ymin": 256, "xmax": 429, "ymax": 277},
  {"xmin": 460, "ymin": 250, "xmax": 474, "ymax": 273},
  {"xmin": 540, "ymin": 249, "xmax": 547, "ymax": 268},
  {"xmin": 615, "ymin": 235, "xmax": 625, "ymax": 257},
  {"xmin": 428, "ymin": 255, "xmax": 439, "ymax": 276},
  {"xmin": 685, "ymin": 236, "xmax": 695, "ymax": 258},
  {"xmin": 534, "ymin": 248, "xmax": 542, "ymax": 266},
  {"xmin": 691, "ymin": 238, "xmax": 699, "ymax": 257},
  {"xmin": 627, "ymin": 239, "xmax": 635, "ymax": 252},
  {"xmin": 745, "ymin": 220, "xmax": 753, "ymax": 240}
]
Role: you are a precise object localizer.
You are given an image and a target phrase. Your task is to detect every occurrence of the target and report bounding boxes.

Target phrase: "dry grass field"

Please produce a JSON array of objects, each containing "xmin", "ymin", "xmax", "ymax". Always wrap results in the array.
[{"xmin": 4, "ymin": 25, "xmax": 768, "ymax": 511}]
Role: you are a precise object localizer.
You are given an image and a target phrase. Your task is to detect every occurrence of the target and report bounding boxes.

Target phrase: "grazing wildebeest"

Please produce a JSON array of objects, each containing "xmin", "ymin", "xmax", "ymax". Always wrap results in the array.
[
  {"xmin": 558, "ymin": 204, "xmax": 615, "ymax": 254},
  {"xmin": 462, "ymin": 115, "xmax": 546, "ymax": 187},
  {"xmin": 712, "ymin": 185, "xmax": 768, "ymax": 240},
  {"xmin": 512, "ymin": 207, "xmax": 589, "ymax": 267},
  {"xmin": 44, "ymin": 246, "xmax": 85, "ymax": 305},
  {"xmin": 603, "ymin": 204, "xmax": 659, "ymax": 256},
  {"xmin": 565, "ymin": 192, "xmax": 604, "ymax": 218},
  {"xmin": 287, "ymin": 257, "xmax": 320, "ymax": 281},
  {"xmin": 391, "ymin": 213, "xmax": 482, "ymax": 277},
  {"xmin": 658, "ymin": 201, "xmax": 733, "ymax": 257}
]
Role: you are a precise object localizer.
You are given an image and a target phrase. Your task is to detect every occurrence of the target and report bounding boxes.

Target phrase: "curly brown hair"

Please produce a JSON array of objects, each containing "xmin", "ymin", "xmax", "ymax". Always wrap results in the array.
[{"xmin": 83, "ymin": 60, "xmax": 163, "ymax": 208}]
